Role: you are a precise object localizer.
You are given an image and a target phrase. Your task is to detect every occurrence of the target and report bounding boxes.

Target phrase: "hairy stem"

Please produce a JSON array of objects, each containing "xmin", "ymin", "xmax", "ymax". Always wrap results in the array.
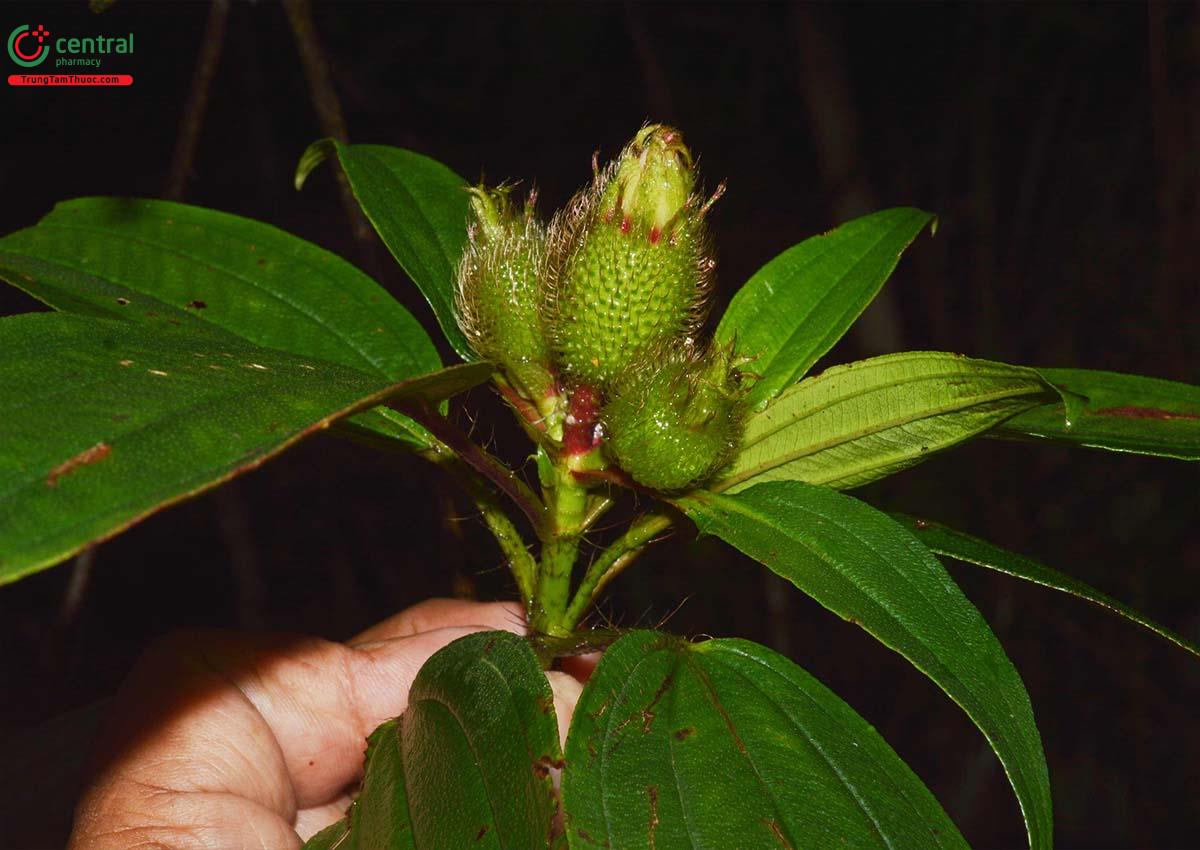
[
  {"xmin": 562, "ymin": 512, "xmax": 674, "ymax": 630},
  {"xmin": 399, "ymin": 401, "xmax": 547, "ymax": 536},
  {"xmin": 332, "ymin": 414, "xmax": 539, "ymax": 607},
  {"xmin": 456, "ymin": 472, "xmax": 539, "ymax": 610},
  {"xmin": 531, "ymin": 461, "xmax": 591, "ymax": 637}
]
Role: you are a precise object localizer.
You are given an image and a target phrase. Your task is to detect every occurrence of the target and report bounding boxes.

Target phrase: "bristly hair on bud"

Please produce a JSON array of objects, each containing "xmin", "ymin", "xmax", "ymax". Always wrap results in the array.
[
  {"xmin": 601, "ymin": 339, "xmax": 747, "ymax": 493},
  {"xmin": 454, "ymin": 183, "xmax": 555, "ymax": 405},
  {"xmin": 544, "ymin": 123, "xmax": 721, "ymax": 389}
]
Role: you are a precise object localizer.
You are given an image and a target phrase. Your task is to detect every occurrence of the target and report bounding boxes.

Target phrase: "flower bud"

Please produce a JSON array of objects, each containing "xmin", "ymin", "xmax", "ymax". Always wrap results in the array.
[
  {"xmin": 546, "ymin": 125, "xmax": 718, "ymax": 388},
  {"xmin": 455, "ymin": 185, "xmax": 555, "ymax": 404},
  {"xmin": 602, "ymin": 342, "xmax": 745, "ymax": 492}
]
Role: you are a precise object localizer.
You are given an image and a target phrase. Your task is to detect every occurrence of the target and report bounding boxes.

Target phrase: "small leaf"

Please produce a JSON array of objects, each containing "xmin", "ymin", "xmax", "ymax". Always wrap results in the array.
[
  {"xmin": 0, "ymin": 197, "xmax": 444, "ymax": 451},
  {"xmin": 991, "ymin": 368, "xmax": 1200, "ymax": 459},
  {"xmin": 562, "ymin": 631, "xmax": 967, "ymax": 850},
  {"xmin": 893, "ymin": 513, "xmax": 1200, "ymax": 660},
  {"xmin": 717, "ymin": 351, "xmax": 1049, "ymax": 492},
  {"xmin": 304, "ymin": 631, "xmax": 561, "ymax": 849},
  {"xmin": 0, "ymin": 314, "xmax": 481, "ymax": 585},
  {"xmin": 677, "ymin": 481, "xmax": 1052, "ymax": 850},
  {"xmin": 716, "ymin": 208, "xmax": 934, "ymax": 409},
  {"xmin": 297, "ymin": 139, "xmax": 474, "ymax": 360}
]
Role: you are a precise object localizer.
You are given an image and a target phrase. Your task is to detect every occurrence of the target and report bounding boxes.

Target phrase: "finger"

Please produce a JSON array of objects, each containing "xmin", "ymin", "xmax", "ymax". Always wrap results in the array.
[
  {"xmin": 216, "ymin": 624, "xmax": 498, "ymax": 808},
  {"xmin": 545, "ymin": 670, "xmax": 584, "ymax": 751},
  {"xmin": 72, "ymin": 619, "xmax": 509, "ymax": 849},
  {"xmin": 72, "ymin": 785, "xmax": 301, "ymax": 850},
  {"xmin": 350, "ymin": 598, "xmax": 525, "ymax": 644},
  {"xmin": 295, "ymin": 795, "xmax": 353, "ymax": 842}
]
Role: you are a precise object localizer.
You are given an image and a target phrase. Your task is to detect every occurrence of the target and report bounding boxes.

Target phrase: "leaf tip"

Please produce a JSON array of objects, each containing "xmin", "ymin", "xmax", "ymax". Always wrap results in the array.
[{"xmin": 294, "ymin": 138, "xmax": 338, "ymax": 192}]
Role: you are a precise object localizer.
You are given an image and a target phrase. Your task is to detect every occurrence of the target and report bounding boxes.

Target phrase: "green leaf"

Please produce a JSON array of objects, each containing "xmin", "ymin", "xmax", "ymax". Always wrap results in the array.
[
  {"xmin": 716, "ymin": 208, "xmax": 934, "ymax": 409},
  {"xmin": 0, "ymin": 197, "xmax": 444, "ymax": 451},
  {"xmin": 304, "ymin": 631, "xmax": 561, "ymax": 850},
  {"xmin": 302, "ymin": 820, "xmax": 349, "ymax": 850},
  {"xmin": 717, "ymin": 351, "xmax": 1049, "ymax": 493},
  {"xmin": 0, "ymin": 314, "xmax": 485, "ymax": 585},
  {"xmin": 562, "ymin": 631, "xmax": 967, "ymax": 850},
  {"xmin": 296, "ymin": 139, "xmax": 473, "ymax": 360},
  {"xmin": 892, "ymin": 513, "xmax": 1200, "ymax": 660},
  {"xmin": 677, "ymin": 481, "xmax": 1052, "ymax": 850},
  {"xmin": 991, "ymin": 368, "xmax": 1200, "ymax": 460}
]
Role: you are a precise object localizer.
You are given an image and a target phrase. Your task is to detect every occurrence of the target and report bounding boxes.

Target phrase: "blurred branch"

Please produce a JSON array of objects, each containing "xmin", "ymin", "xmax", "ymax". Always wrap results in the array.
[
  {"xmin": 625, "ymin": 1, "xmax": 675, "ymax": 121},
  {"xmin": 1147, "ymin": 0, "xmax": 1193, "ymax": 378},
  {"xmin": 165, "ymin": 0, "xmax": 230, "ymax": 200},
  {"xmin": 790, "ymin": 2, "xmax": 903, "ymax": 355},
  {"xmin": 282, "ymin": 0, "xmax": 373, "ymax": 245}
]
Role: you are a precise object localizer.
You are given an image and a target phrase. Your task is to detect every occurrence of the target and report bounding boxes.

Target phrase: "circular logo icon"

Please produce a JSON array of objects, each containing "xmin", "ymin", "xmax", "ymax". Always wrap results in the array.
[{"xmin": 8, "ymin": 24, "xmax": 51, "ymax": 68}]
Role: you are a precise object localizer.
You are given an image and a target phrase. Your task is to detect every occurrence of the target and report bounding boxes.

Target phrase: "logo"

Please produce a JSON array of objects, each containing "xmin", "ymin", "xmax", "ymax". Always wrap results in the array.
[
  {"xmin": 7, "ymin": 24, "xmax": 50, "ymax": 68},
  {"xmin": 6, "ymin": 21, "xmax": 134, "ymax": 85}
]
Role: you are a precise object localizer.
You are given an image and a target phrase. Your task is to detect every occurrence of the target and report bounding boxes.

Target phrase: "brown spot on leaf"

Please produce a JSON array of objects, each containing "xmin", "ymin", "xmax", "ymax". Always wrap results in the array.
[
  {"xmin": 576, "ymin": 829, "xmax": 607, "ymax": 846},
  {"xmin": 914, "ymin": 519, "xmax": 931, "ymax": 530},
  {"xmin": 256, "ymin": 258, "xmax": 266, "ymax": 266},
  {"xmin": 1096, "ymin": 405, "xmax": 1199, "ymax": 421},
  {"xmin": 112, "ymin": 413, "xmax": 129, "ymax": 422},
  {"xmin": 533, "ymin": 754, "xmax": 564, "ymax": 779},
  {"xmin": 475, "ymin": 825, "xmax": 489, "ymax": 842},
  {"xmin": 115, "ymin": 297, "xmax": 130, "ymax": 306},
  {"xmin": 642, "ymin": 673, "xmax": 674, "ymax": 733},
  {"xmin": 187, "ymin": 299, "xmax": 207, "ymax": 310},
  {"xmin": 673, "ymin": 726, "xmax": 695, "ymax": 741},
  {"xmin": 119, "ymin": 359, "xmax": 134, "ymax": 367},
  {"xmin": 536, "ymin": 694, "xmax": 555, "ymax": 715},
  {"xmin": 47, "ymin": 442, "xmax": 111, "ymax": 487},
  {"xmin": 762, "ymin": 818, "xmax": 794, "ymax": 848}
]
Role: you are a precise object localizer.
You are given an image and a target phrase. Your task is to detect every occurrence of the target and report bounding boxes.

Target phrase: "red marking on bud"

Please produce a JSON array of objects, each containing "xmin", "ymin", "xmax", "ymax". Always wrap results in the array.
[
  {"xmin": 570, "ymin": 384, "xmax": 601, "ymax": 422},
  {"xmin": 648, "ymin": 226, "xmax": 661, "ymax": 245},
  {"xmin": 620, "ymin": 214, "xmax": 632, "ymax": 235},
  {"xmin": 563, "ymin": 384, "xmax": 602, "ymax": 455}
]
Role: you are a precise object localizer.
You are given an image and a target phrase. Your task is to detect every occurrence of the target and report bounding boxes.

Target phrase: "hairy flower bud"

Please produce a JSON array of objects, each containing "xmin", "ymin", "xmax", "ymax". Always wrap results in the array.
[
  {"xmin": 546, "ymin": 124, "xmax": 719, "ymax": 388},
  {"xmin": 602, "ymin": 342, "xmax": 744, "ymax": 492},
  {"xmin": 455, "ymin": 185, "xmax": 554, "ymax": 404}
]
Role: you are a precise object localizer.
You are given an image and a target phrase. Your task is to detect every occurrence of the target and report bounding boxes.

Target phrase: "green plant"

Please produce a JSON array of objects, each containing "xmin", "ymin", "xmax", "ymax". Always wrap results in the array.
[{"xmin": 1, "ymin": 125, "xmax": 1196, "ymax": 849}]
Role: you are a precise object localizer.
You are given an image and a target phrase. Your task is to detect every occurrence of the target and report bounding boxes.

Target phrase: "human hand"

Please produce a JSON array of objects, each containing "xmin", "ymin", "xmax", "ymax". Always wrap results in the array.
[{"xmin": 68, "ymin": 599, "xmax": 581, "ymax": 849}]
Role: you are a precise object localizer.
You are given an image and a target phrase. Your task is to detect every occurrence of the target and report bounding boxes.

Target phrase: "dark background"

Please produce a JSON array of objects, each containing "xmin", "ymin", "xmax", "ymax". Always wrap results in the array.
[{"xmin": 1, "ymin": 2, "xmax": 1198, "ymax": 848}]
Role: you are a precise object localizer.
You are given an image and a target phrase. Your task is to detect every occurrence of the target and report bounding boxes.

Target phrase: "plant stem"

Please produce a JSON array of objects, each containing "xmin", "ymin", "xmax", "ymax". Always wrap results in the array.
[
  {"xmin": 461, "ymin": 475, "xmax": 538, "ymax": 609},
  {"xmin": 399, "ymin": 401, "xmax": 548, "ymax": 536},
  {"xmin": 580, "ymin": 494, "xmax": 614, "ymax": 533},
  {"xmin": 531, "ymin": 461, "xmax": 591, "ymax": 637},
  {"xmin": 562, "ymin": 512, "xmax": 674, "ymax": 630},
  {"xmin": 334, "ymin": 412, "xmax": 539, "ymax": 608}
]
